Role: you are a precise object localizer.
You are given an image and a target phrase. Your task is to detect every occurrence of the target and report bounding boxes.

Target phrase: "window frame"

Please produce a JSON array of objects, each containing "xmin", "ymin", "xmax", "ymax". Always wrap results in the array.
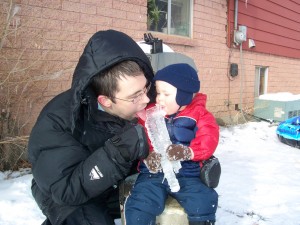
[
  {"xmin": 147, "ymin": 0, "xmax": 193, "ymax": 38},
  {"xmin": 254, "ymin": 66, "xmax": 269, "ymax": 98}
]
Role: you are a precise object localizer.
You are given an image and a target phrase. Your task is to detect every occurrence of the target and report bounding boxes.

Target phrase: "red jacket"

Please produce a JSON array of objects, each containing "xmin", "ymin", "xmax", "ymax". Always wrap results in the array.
[{"xmin": 140, "ymin": 93, "xmax": 219, "ymax": 162}]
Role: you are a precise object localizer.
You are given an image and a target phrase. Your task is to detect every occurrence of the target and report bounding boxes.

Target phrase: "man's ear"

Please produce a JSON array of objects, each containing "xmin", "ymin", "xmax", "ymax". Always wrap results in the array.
[{"xmin": 97, "ymin": 95, "xmax": 112, "ymax": 108}]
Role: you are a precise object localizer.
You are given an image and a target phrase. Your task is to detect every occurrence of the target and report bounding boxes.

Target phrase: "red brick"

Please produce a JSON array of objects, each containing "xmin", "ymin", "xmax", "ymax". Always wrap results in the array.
[
  {"xmin": 62, "ymin": 40, "xmax": 83, "ymax": 51},
  {"xmin": 23, "ymin": 17, "xmax": 62, "ymax": 30},
  {"xmin": 62, "ymin": 1, "xmax": 96, "ymax": 14},
  {"xmin": 80, "ymin": 13, "xmax": 112, "ymax": 25},
  {"xmin": 61, "ymin": 21, "xmax": 96, "ymax": 33},
  {"xmin": 42, "ymin": 8, "xmax": 80, "ymax": 22},
  {"xmin": 97, "ymin": 7, "xmax": 127, "ymax": 19},
  {"xmin": 128, "ymin": 0, "xmax": 146, "ymax": 7},
  {"xmin": 43, "ymin": 30, "xmax": 80, "ymax": 42},
  {"xmin": 28, "ymin": 0, "xmax": 62, "ymax": 9},
  {"xmin": 113, "ymin": 1, "xmax": 142, "ymax": 13}
]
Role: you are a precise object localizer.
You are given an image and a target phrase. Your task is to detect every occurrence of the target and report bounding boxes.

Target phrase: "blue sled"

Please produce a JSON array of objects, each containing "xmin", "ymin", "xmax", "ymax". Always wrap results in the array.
[{"xmin": 276, "ymin": 116, "xmax": 300, "ymax": 148}]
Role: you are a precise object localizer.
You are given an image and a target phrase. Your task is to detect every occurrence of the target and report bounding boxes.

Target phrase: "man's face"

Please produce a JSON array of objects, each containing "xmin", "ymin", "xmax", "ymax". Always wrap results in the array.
[
  {"xmin": 155, "ymin": 80, "xmax": 179, "ymax": 115},
  {"xmin": 110, "ymin": 73, "xmax": 150, "ymax": 120}
]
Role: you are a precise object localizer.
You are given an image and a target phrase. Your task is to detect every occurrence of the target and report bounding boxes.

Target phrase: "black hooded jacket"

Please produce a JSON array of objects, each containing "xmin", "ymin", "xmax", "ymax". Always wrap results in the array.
[{"xmin": 28, "ymin": 30, "xmax": 154, "ymax": 225}]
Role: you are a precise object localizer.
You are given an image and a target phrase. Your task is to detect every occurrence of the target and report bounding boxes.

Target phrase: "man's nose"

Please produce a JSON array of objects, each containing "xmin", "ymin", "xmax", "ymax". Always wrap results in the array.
[{"xmin": 142, "ymin": 93, "xmax": 150, "ymax": 103}]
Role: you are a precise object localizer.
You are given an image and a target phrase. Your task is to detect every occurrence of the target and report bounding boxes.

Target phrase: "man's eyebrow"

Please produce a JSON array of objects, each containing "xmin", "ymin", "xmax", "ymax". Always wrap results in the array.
[{"xmin": 127, "ymin": 89, "xmax": 143, "ymax": 98}]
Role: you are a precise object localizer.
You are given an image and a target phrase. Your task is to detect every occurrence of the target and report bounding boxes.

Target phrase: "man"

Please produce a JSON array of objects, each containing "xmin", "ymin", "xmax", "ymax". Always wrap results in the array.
[{"xmin": 28, "ymin": 30, "xmax": 154, "ymax": 225}]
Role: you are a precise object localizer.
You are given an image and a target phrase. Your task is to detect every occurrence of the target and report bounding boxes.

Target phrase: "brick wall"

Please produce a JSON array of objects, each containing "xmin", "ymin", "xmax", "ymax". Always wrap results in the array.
[{"xmin": 1, "ymin": 0, "xmax": 299, "ymax": 136}]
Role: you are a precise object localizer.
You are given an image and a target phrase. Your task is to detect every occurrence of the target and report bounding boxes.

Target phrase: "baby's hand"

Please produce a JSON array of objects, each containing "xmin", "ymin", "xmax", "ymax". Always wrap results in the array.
[
  {"xmin": 143, "ymin": 151, "xmax": 162, "ymax": 173},
  {"xmin": 166, "ymin": 144, "xmax": 193, "ymax": 161}
]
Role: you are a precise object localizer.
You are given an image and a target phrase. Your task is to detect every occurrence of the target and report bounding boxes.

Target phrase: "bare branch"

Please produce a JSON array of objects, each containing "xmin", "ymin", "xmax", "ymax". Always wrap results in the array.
[
  {"xmin": 0, "ymin": 136, "xmax": 29, "ymax": 144},
  {"xmin": 0, "ymin": 0, "xmax": 20, "ymax": 50}
]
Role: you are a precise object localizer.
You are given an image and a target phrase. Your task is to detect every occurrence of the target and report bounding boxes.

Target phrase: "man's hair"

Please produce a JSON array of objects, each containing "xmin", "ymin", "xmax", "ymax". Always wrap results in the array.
[{"xmin": 90, "ymin": 60, "xmax": 143, "ymax": 102}]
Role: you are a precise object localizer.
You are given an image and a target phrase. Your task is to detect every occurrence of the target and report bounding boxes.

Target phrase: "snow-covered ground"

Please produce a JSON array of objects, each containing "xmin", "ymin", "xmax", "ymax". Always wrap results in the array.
[{"xmin": 0, "ymin": 121, "xmax": 300, "ymax": 225}]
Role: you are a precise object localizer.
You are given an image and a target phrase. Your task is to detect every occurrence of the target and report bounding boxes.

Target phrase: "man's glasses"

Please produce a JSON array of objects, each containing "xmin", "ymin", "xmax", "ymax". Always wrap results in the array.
[{"xmin": 114, "ymin": 83, "xmax": 152, "ymax": 104}]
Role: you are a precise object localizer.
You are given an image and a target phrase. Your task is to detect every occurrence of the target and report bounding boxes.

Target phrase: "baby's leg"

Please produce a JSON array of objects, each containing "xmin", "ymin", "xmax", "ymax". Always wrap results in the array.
[
  {"xmin": 172, "ymin": 176, "xmax": 218, "ymax": 223},
  {"xmin": 124, "ymin": 173, "xmax": 168, "ymax": 225}
]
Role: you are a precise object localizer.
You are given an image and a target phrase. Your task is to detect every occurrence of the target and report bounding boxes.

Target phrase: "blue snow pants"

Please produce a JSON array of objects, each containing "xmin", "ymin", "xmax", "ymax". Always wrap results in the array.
[{"xmin": 124, "ymin": 172, "xmax": 218, "ymax": 225}]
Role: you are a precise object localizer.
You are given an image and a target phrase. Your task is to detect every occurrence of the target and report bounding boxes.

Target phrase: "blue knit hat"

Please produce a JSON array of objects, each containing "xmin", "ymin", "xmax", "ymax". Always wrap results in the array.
[{"xmin": 153, "ymin": 63, "xmax": 200, "ymax": 106}]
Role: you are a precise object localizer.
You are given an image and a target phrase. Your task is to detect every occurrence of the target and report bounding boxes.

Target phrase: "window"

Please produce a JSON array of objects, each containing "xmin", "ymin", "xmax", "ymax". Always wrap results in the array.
[
  {"xmin": 147, "ymin": 0, "xmax": 192, "ymax": 37},
  {"xmin": 254, "ymin": 66, "xmax": 268, "ymax": 98}
]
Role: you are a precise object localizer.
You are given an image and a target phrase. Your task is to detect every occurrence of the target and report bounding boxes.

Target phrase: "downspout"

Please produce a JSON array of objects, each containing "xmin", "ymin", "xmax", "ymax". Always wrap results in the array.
[
  {"xmin": 167, "ymin": 0, "xmax": 171, "ymax": 34},
  {"xmin": 234, "ymin": 0, "xmax": 238, "ymax": 31},
  {"xmin": 235, "ymin": 0, "xmax": 245, "ymax": 116}
]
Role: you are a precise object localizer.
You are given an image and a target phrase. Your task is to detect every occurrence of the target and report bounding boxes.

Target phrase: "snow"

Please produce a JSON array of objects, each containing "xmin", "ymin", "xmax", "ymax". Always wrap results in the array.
[
  {"xmin": 136, "ymin": 41, "xmax": 174, "ymax": 54},
  {"xmin": 216, "ymin": 122, "xmax": 300, "ymax": 225},
  {"xmin": 258, "ymin": 92, "xmax": 300, "ymax": 101},
  {"xmin": 1, "ymin": 121, "xmax": 300, "ymax": 225}
]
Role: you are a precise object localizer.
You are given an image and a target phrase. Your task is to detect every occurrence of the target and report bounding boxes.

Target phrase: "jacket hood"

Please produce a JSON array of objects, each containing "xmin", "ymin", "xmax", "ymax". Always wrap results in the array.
[{"xmin": 70, "ymin": 30, "xmax": 154, "ymax": 132}]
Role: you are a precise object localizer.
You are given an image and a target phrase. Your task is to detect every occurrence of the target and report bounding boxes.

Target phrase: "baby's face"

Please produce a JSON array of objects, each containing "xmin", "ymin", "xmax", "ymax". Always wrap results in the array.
[{"xmin": 155, "ymin": 80, "xmax": 180, "ymax": 115}]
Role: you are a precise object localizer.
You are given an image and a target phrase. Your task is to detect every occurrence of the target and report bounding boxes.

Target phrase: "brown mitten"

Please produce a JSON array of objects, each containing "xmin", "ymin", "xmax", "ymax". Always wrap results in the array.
[
  {"xmin": 166, "ymin": 144, "xmax": 192, "ymax": 161},
  {"xmin": 143, "ymin": 151, "xmax": 162, "ymax": 173}
]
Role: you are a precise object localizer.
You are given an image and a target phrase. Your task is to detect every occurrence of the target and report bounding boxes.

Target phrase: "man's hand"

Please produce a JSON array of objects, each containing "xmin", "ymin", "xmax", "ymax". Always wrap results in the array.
[
  {"xmin": 144, "ymin": 151, "xmax": 162, "ymax": 173},
  {"xmin": 166, "ymin": 144, "xmax": 193, "ymax": 161},
  {"xmin": 106, "ymin": 124, "xmax": 149, "ymax": 162},
  {"xmin": 104, "ymin": 124, "xmax": 149, "ymax": 176}
]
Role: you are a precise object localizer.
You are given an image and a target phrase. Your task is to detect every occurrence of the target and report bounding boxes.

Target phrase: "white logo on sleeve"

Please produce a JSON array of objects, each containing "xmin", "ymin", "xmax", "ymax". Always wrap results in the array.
[{"xmin": 89, "ymin": 165, "xmax": 104, "ymax": 180}]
